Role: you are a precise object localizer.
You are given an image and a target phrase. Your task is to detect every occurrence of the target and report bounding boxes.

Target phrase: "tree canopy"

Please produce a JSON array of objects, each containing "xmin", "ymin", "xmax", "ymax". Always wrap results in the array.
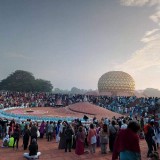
[
  {"xmin": 143, "ymin": 88, "xmax": 160, "ymax": 97},
  {"xmin": 0, "ymin": 70, "xmax": 53, "ymax": 92}
]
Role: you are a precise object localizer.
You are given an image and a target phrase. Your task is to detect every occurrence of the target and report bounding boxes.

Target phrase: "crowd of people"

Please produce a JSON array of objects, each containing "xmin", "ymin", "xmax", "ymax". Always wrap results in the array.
[
  {"xmin": 0, "ymin": 91, "xmax": 160, "ymax": 159},
  {"xmin": 0, "ymin": 91, "xmax": 159, "ymax": 116},
  {"xmin": 0, "ymin": 114, "xmax": 159, "ymax": 159}
]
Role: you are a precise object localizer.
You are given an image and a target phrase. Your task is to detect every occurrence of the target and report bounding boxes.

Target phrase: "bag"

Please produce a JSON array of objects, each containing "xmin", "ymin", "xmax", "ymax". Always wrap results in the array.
[
  {"xmin": 91, "ymin": 135, "xmax": 97, "ymax": 144},
  {"xmin": 100, "ymin": 136, "xmax": 108, "ymax": 144},
  {"xmin": 56, "ymin": 135, "xmax": 60, "ymax": 142},
  {"xmin": 37, "ymin": 130, "xmax": 40, "ymax": 137}
]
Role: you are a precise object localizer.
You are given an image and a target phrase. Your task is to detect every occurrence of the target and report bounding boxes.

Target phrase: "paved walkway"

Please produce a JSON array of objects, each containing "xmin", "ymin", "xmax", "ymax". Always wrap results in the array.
[{"xmin": 0, "ymin": 138, "xmax": 159, "ymax": 160}]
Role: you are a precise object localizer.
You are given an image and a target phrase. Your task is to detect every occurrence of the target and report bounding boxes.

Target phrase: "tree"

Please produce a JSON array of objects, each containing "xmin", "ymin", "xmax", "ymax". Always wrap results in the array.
[
  {"xmin": 0, "ymin": 70, "xmax": 53, "ymax": 92},
  {"xmin": 143, "ymin": 88, "xmax": 160, "ymax": 97},
  {"xmin": 34, "ymin": 79, "xmax": 53, "ymax": 92}
]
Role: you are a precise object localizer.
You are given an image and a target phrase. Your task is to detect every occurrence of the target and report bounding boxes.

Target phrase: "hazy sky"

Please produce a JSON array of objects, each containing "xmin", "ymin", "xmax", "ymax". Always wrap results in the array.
[{"xmin": 0, "ymin": 0, "xmax": 160, "ymax": 90}]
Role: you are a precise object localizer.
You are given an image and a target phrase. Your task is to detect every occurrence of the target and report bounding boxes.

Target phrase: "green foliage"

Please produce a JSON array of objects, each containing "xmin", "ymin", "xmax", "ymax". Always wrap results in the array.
[
  {"xmin": 0, "ymin": 70, "xmax": 53, "ymax": 92},
  {"xmin": 34, "ymin": 79, "xmax": 53, "ymax": 92}
]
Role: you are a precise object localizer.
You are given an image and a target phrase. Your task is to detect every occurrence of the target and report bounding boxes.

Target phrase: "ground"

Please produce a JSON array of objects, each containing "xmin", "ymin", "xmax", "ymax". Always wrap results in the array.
[
  {"xmin": 0, "ymin": 138, "xmax": 159, "ymax": 160},
  {"xmin": 6, "ymin": 102, "xmax": 122, "ymax": 120},
  {"xmin": 2, "ymin": 103, "xmax": 160, "ymax": 159}
]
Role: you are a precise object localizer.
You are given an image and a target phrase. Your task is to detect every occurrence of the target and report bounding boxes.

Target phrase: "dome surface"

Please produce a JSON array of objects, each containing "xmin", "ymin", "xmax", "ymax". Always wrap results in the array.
[{"xmin": 98, "ymin": 71, "xmax": 135, "ymax": 96}]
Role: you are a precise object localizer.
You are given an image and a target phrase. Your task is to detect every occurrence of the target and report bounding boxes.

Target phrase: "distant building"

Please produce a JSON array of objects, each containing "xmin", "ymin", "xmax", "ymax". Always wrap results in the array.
[{"xmin": 98, "ymin": 71, "xmax": 135, "ymax": 96}]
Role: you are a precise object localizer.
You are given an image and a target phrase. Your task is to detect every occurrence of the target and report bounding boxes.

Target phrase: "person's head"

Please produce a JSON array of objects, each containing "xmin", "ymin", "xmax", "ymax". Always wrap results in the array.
[
  {"xmin": 111, "ymin": 120, "xmax": 116, "ymax": 126},
  {"xmin": 123, "ymin": 119, "xmax": 126, "ymax": 124},
  {"xmin": 25, "ymin": 124, "xmax": 28, "ymax": 129},
  {"xmin": 62, "ymin": 121, "xmax": 68, "ymax": 126},
  {"xmin": 127, "ymin": 121, "xmax": 140, "ymax": 133},
  {"xmin": 10, "ymin": 134, "xmax": 13, "ymax": 138},
  {"xmin": 78, "ymin": 126, "xmax": 83, "ymax": 132},
  {"xmin": 103, "ymin": 124, "xmax": 108, "ymax": 133},
  {"xmin": 90, "ymin": 123, "xmax": 94, "ymax": 129},
  {"xmin": 149, "ymin": 121, "xmax": 154, "ymax": 126}
]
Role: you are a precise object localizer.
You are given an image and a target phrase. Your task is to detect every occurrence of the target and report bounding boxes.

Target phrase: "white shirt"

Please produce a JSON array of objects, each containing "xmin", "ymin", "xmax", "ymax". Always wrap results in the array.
[{"xmin": 121, "ymin": 124, "xmax": 128, "ymax": 129}]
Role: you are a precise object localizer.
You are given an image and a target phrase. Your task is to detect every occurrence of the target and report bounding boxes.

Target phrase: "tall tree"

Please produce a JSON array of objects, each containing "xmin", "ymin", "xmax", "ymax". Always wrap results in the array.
[
  {"xmin": 0, "ymin": 70, "xmax": 53, "ymax": 92},
  {"xmin": 34, "ymin": 79, "xmax": 53, "ymax": 92}
]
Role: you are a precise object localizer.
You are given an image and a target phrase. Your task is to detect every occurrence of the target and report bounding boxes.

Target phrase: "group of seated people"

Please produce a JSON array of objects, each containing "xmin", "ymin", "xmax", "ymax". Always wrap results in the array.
[{"xmin": 2, "ymin": 134, "xmax": 41, "ymax": 159}]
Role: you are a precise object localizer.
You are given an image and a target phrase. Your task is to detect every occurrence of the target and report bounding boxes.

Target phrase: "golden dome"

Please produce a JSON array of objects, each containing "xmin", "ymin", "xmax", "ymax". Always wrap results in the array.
[{"xmin": 98, "ymin": 71, "xmax": 135, "ymax": 95}]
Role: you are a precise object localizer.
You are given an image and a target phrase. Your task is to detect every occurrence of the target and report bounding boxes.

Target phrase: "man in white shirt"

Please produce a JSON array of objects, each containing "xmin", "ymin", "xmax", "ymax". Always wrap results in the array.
[{"xmin": 121, "ymin": 119, "xmax": 128, "ymax": 129}]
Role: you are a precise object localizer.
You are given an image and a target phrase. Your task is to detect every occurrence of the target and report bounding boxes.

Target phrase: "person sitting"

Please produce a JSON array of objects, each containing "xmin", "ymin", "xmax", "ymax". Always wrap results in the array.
[
  {"xmin": 2, "ymin": 134, "xmax": 9, "ymax": 147},
  {"xmin": 23, "ymin": 138, "xmax": 41, "ymax": 159}
]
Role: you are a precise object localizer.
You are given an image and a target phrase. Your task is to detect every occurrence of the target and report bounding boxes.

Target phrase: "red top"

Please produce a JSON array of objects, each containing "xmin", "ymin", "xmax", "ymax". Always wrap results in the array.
[
  {"xmin": 87, "ymin": 128, "xmax": 97, "ymax": 145},
  {"xmin": 112, "ymin": 129, "xmax": 141, "ymax": 160}
]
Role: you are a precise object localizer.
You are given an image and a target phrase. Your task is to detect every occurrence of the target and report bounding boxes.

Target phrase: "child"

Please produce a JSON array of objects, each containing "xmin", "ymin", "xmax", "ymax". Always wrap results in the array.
[{"xmin": 2, "ymin": 134, "xmax": 9, "ymax": 147}]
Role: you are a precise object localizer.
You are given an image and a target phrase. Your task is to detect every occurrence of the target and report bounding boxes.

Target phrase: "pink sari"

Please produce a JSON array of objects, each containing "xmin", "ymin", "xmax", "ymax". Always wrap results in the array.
[{"xmin": 75, "ymin": 132, "xmax": 85, "ymax": 155}]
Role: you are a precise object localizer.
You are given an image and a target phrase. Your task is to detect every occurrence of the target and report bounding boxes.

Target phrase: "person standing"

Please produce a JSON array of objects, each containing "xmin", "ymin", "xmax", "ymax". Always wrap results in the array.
[
  {"xmin": 121, "ymin": 119, "xmax": 128, "ymax": 129},
  {"xmin": 100, "ymin": 124, "xmax": 109, "ymax": 154},
  {"xmin": 47, "ymin": 121, "xmax": 54, "ymax": 141},
  {"xmin": 13, "ymin": 124, "xmax": 20, "ymax": 150},
  {"xmin": 58, "ymin": 122, "xmax": 67, "ymax": 149},
  {"xmin": 87, "ymin": 123, "xmax": 97, "ymax": 154},
  {"xmin": 145, "ymin": 121, "xmax": 156, "ymax": 157},
  {"xmin": 155, "ymin": 122, "xmax": 160, "ymax": 149},
  {"xmin": 112, "ymin": 121, "xmax": 141, "ymax": 160},
  {"xmin": 75, "ymin": 126, "xmax": 86, "ymax": 155},
  {"xmin": 30, "ymin": 123, "xmax": 38, "ymax": 143},
  {"xmin": 23, "ymin": 124, "xmax": 30, "ymax": 150},
  {"xmin": 109, "ymin": 120, "xmax": 118, "ymax": 152},
  {"xmin": 64, "ymin": 124, "xmax": 74, "ymax": 152},
  {"xmin": 39, "ymin": 121, "xmax": 45, "ymax": 138}
]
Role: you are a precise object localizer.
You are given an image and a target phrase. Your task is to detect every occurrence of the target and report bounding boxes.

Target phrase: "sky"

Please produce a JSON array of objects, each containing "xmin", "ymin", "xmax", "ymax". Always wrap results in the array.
[{"xmin": 0, "ymin": 0, "xmax": 160, "ymax": 90}]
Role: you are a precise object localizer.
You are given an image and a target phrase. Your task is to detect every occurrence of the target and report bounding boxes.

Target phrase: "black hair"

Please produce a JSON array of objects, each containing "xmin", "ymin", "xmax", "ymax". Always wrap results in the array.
[
  {"xmin": 127, "ymin": 121, "xmax": 140, "ymax": 133},
  {"xmin": 90, "ymin": 123, "xmax": 94, "ymax": 129}
]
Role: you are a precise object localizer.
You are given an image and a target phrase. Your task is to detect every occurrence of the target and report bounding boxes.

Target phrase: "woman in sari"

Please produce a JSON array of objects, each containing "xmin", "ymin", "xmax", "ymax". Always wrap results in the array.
[
  {"xmin": 75, "ymin": 126, "xmax": 86, "ymax": 155},
  {"xmin": 39, "ymin": 121, "xmax": 45, "ymax": 138}
]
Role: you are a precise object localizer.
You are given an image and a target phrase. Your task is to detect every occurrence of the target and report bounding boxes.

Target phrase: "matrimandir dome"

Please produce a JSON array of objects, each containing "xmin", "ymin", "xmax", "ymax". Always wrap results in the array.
[{"xmin": 98, "ymin": 71, "xmax": 135, "ymax": 96}]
